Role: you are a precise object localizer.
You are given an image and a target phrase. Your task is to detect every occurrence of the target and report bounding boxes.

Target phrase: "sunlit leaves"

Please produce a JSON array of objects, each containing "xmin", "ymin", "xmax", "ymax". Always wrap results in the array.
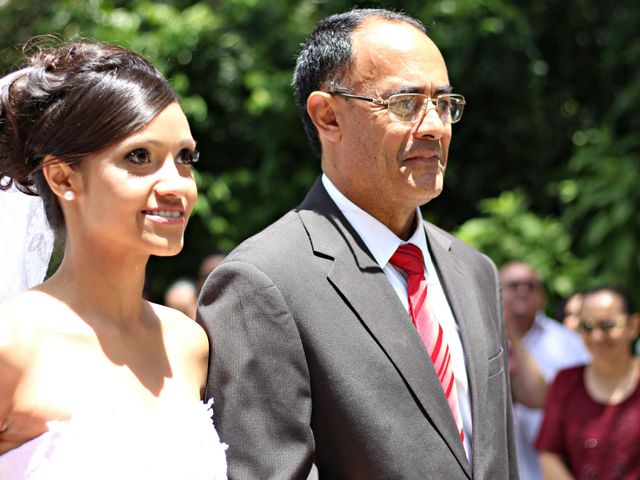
[{"xmin": 454, "ymin": 190, "xmax": 590, "ymax": 302}]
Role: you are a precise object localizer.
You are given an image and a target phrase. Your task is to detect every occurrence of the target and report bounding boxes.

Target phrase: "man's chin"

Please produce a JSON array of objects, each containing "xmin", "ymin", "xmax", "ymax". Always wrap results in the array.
[{"xmin": 412, "ymin": 182, "xmax": 444, "ymax": 206}]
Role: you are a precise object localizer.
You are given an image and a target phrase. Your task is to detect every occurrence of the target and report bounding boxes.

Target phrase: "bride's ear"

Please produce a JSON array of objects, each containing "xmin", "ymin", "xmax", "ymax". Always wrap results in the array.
[{"xmin": 42, "ymin": 156, "xmax": 83, "ymax": 201}]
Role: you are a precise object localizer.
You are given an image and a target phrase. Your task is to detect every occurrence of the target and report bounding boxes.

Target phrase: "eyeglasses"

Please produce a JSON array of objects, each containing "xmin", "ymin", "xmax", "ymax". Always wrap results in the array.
[
  {"xmin": 329, "ymin": 92, "xmax": 466, "ymax": 124},
  {"xmin": 503, "ymin": 280, "xmax": 541, "ymax": 293},
  {"xmin": 577, "ymin": 316, "xmax": 628, "ymax": 334}
]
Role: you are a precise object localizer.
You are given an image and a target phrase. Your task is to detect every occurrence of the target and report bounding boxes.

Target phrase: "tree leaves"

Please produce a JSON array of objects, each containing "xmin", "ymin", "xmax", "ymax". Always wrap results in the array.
[{"xmin": 2, "ymin": 0, "xmax": 637, "ymax": 304}]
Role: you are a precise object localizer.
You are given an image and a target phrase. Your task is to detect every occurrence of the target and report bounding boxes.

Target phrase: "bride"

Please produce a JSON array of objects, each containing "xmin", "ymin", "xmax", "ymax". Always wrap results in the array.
[{"xmin": 0, "ymin": 41, "xmax": 227, "ymax": 478}]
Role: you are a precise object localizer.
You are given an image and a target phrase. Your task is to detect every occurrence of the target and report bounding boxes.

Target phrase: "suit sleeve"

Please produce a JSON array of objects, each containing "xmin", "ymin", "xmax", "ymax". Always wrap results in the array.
[{"xmin": 197, "ymin": 260, "xmax": 316, "ymax": 480}]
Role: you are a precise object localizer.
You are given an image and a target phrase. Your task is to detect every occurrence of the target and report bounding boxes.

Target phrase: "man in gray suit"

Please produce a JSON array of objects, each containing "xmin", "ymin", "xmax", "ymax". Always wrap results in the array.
[{"xmin": 198, "ymin": 8, "xmax": 518, "ymax": 479}]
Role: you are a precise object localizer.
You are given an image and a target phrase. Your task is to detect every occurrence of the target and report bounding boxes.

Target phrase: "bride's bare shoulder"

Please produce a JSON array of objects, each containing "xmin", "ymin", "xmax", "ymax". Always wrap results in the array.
[
  {"xmin": 0, "ymin": 290, "xmax": 64, "ymax": 329},
  {"xmin": 1, "ymin": 290, "xmax": 48, "ymax": 328},
  {"xmin": 0, "ymin": 290, "xmax": 77, "ymax": 352},
  {"xmin": 147, "ymin": 301, "xmax": 208, "ymax": 351},
  {"xmin": 0, "ymin": 292, "xmax": 55, "ymax": 393},
  {"xmin": 146, "ymin": 302, "xmax": 209, "ymax": 395},
  {"xmin": 1, "ymin": 292, "xmax": 46, "ymax": 353}
]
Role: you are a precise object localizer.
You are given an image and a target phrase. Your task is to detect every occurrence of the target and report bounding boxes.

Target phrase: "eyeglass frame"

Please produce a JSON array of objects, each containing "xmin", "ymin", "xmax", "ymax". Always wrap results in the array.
[
  {"xmin": 503, "ymin": 280, "xmax": 542, "ymax": 293},
  {"xmin": 577, "ymin": 315, "xmax": 629, "ymax": 335},
  {"xmin": 328, "ymin": 91, "xmax": 466, "ymax": 125}
]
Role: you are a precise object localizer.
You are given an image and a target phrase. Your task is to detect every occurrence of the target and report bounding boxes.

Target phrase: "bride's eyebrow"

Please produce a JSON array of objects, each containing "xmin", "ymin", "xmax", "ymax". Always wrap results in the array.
[{"xmin": 121, "ymin": 137, "xmax": 197, "ymax": 148}]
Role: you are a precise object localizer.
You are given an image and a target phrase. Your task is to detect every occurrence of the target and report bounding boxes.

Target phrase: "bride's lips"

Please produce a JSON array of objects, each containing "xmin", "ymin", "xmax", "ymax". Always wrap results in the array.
[{"xmin": 142, "ymin": 208, "xmax": 186, "ymax": 225}]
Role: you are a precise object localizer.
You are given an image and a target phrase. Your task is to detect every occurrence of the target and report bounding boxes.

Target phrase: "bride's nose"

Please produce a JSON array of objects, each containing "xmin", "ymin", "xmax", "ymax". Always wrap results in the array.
[{"xmin": 153, "ymin": 157, "xmax": 195, "ymax": 199}]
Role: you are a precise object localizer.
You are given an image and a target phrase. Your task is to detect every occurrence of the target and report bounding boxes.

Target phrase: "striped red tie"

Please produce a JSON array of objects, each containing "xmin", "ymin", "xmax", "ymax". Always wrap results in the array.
[{"xmin": 390, "ymin": 243, "xmax": 465, "ymax": 442}]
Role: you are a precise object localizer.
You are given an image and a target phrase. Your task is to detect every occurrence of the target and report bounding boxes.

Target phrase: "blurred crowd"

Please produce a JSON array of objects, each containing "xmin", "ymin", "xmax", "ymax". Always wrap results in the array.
[{"xmin": 501, "ymin": 260, "xmax": 639, "ymax": 479}]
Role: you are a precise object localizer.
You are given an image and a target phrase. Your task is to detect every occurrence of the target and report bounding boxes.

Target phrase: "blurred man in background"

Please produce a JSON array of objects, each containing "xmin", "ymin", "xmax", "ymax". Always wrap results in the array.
[
  {"xmin": 501, "ymin": 261, "xmax": 589, "ymax": 480},
  {"xmin": 164, "ymin": 278, "xmax": 198, "ymax": 320}
]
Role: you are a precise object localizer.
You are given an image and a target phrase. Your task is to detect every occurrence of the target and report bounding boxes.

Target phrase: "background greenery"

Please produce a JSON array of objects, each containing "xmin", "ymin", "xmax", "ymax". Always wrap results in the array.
[{"xmin": 2, "ymin": 0, "xmax": 638, "ymax": 313}]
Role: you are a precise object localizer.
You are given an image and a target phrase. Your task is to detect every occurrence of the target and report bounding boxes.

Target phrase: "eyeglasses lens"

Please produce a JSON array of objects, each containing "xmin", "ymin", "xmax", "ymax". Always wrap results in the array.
[
  {"xmin": 388, "ymin": 94, "xmax": 464, "ymax": 124},
  {"xmin": 440, "ymin": 96, "xmax": 463, "ymax": 123},
  {"xmin": 578, "ymin": 319, "xmax": 622, "ymax": 334},
  {"xmin": 390, "ymin": 95, "xmax": 421, "ymax": 122},
  {"xmin": 505, "ymin": 281, "xmax": 538, "ymax": 292}
]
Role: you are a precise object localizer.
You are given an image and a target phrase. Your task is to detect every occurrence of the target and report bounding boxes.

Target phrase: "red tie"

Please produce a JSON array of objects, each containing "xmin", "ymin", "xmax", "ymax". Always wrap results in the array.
[{"xmin": 390, "ymin": 243, "xmax": 465, "ymax": 442}]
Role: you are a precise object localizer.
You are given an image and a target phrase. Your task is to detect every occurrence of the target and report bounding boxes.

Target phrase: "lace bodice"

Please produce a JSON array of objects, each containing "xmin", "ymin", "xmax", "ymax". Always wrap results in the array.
[{"xmin": 0, "ymin": 398, "xmax": 228, "ymax": 479}]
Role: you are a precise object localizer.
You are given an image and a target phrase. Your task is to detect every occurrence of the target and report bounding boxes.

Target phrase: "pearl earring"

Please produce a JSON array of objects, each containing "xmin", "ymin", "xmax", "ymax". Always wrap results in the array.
[{"xmin": 63, "ymin": 190, "xmax": 75, "ymax": 201}]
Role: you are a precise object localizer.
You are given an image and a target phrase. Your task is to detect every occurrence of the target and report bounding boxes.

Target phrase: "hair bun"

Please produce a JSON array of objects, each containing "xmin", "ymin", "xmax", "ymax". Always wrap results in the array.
[{"xmin": 0, "ymin": 67, "xmax": 38, "ymax": 191}]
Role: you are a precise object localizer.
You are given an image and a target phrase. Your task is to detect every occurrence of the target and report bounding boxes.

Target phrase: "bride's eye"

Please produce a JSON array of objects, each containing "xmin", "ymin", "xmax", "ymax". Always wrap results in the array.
[
  {"xmin": 177, "ymin": 148, "xmax": 200, "ymax": 165},
  {"xmin": 126, "ymin": 148, "xmax": 151, "ymax": 165}
]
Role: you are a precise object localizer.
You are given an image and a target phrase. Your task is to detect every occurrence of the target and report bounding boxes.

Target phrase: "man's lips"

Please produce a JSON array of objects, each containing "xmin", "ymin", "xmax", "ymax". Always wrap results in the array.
[
  {"xmin": 405, "ymin": 153, "xmax": 440, "ymax": 161},
  {"xmin": 402, "ymin": 152, "xmax": 443, "ymax": 167},
  {"xmin": 404, "ymin": 146, "xmax": 442, "ymax": 162}
]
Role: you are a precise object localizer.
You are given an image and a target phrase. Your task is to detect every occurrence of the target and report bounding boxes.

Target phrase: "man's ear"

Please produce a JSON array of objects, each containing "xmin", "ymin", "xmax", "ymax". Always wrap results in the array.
[
  {"xmin": 307, "ymin": 91, "xmax": 341, "ymax": 144},
  {"xmin": 42, "ymin": 156, "xmax": 82, "ymax": 200}
]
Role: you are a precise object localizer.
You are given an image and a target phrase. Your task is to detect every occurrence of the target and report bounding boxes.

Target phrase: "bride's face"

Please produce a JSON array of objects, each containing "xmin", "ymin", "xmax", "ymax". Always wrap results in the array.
[{"xmin": 74, "ymin": 102, "xmax": 198, "ymax": 257}]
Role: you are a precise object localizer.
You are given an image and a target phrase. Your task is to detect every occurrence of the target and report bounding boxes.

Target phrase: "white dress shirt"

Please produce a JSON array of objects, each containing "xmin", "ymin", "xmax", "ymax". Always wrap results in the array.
[{"xmin": 322, "ymin": 174, "xmax": 473, "ymax": 460}]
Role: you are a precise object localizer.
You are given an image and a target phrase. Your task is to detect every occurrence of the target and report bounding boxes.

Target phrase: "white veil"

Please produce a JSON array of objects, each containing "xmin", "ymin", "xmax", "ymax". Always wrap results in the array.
[
  {"xmin": 0, "ymin": 67, "xmax": 55, "ymax": 302},
  {"xmin": 0, "ymin": 183, "xmax": 55, "ymax": 302}
]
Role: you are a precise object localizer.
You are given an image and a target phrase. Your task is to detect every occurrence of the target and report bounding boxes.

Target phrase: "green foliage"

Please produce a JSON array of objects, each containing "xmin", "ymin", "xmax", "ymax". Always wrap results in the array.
[
  {"xmin": 454, "ymin": 190, "xmax": 590, "ymax": 306},
  {"xmin": 559, "ymin": 125, "xmax": 640, "ymax": 303},
  {"xmin": 555, "ymin": 0, "xmax": 640, "ymax": 309},
  {"xmin": 2, "ymin": 0, "xmax": 638, "ymax": 302}
]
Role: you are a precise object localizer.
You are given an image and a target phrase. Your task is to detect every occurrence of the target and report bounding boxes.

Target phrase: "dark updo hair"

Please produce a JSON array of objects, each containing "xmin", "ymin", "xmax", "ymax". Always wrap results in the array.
[{"xmin": 0, "ymin": 40, "xmax": 178, "ymax": 232}]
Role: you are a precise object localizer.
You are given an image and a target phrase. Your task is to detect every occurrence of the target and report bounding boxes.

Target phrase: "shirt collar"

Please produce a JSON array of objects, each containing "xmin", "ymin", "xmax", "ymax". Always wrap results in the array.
[{"xmin": 322, "ymin": 174, "xmax": 433, "ymax": 277}]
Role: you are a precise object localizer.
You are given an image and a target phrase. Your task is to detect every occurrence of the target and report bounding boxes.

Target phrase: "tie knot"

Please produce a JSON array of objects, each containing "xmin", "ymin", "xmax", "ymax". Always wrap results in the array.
[{"xmin": 389, "ymin": 243, "xmax": 425, "ymax": 276}]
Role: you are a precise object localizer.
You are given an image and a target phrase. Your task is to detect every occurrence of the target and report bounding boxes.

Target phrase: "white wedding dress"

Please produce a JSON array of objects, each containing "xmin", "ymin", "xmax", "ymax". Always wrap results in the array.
[
  {"xmin": 0, "ymin": 398, "xmax": 228, "ymax": 479},
  {"xmin": 0, "ymin": 185, "xmax": 228, "ymax": 479}
]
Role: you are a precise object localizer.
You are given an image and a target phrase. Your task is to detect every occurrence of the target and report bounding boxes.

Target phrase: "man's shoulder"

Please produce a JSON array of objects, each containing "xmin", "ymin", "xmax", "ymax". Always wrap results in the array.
[
  {"xmin": 221, "ymin": 205, "xmax": 335, "ymax": 277},
  {"xmin": 225, "ymin": 181, "xmax": 343, "ymax": 269},
  {"xmin": 424, "ymin": 220, "xmax": 497, "ymax": 269},
  {"xmin": 227, "ymin": 210, "xmax": 305, "ymax": 260}
]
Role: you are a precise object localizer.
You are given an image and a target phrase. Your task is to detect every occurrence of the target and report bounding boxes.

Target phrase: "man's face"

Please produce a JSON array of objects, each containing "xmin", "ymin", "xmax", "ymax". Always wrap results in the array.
[
  {"xmin": 500, "ymin": 263, "xmax": 545, "ymax": 329},
  {"xmin": 326, "ymin": 19, "xmax": 453, "ymax": 224}
]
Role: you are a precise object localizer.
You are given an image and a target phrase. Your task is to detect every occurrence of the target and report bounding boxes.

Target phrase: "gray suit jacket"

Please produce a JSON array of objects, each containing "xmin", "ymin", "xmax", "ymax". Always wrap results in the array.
[{"xmin": 198, "ymin": 178, "xmax": 519, "ymax": 479}]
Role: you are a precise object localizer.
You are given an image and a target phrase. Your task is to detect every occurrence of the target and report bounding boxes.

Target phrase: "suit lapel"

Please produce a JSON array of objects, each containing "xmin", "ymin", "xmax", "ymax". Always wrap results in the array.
[
  {"xmin": 298, "ymin": 180, "xmax": 471, "ymax": 477},
  {"xmin": 426, "ymin": 225, "xmax": 488, "ymax": 472}
]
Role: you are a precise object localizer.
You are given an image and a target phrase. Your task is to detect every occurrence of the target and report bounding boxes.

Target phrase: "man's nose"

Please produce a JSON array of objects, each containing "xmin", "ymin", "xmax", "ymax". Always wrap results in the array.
[{"xmin": 413, "ymin": 102, "xmax": 445, "ymax": 140}]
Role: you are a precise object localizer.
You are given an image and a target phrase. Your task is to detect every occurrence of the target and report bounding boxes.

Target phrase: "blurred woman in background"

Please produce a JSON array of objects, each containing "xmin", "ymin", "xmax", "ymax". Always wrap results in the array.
[{"xmin": 536, "ymin": 286, "xmax": 640, "ymax": 480}]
